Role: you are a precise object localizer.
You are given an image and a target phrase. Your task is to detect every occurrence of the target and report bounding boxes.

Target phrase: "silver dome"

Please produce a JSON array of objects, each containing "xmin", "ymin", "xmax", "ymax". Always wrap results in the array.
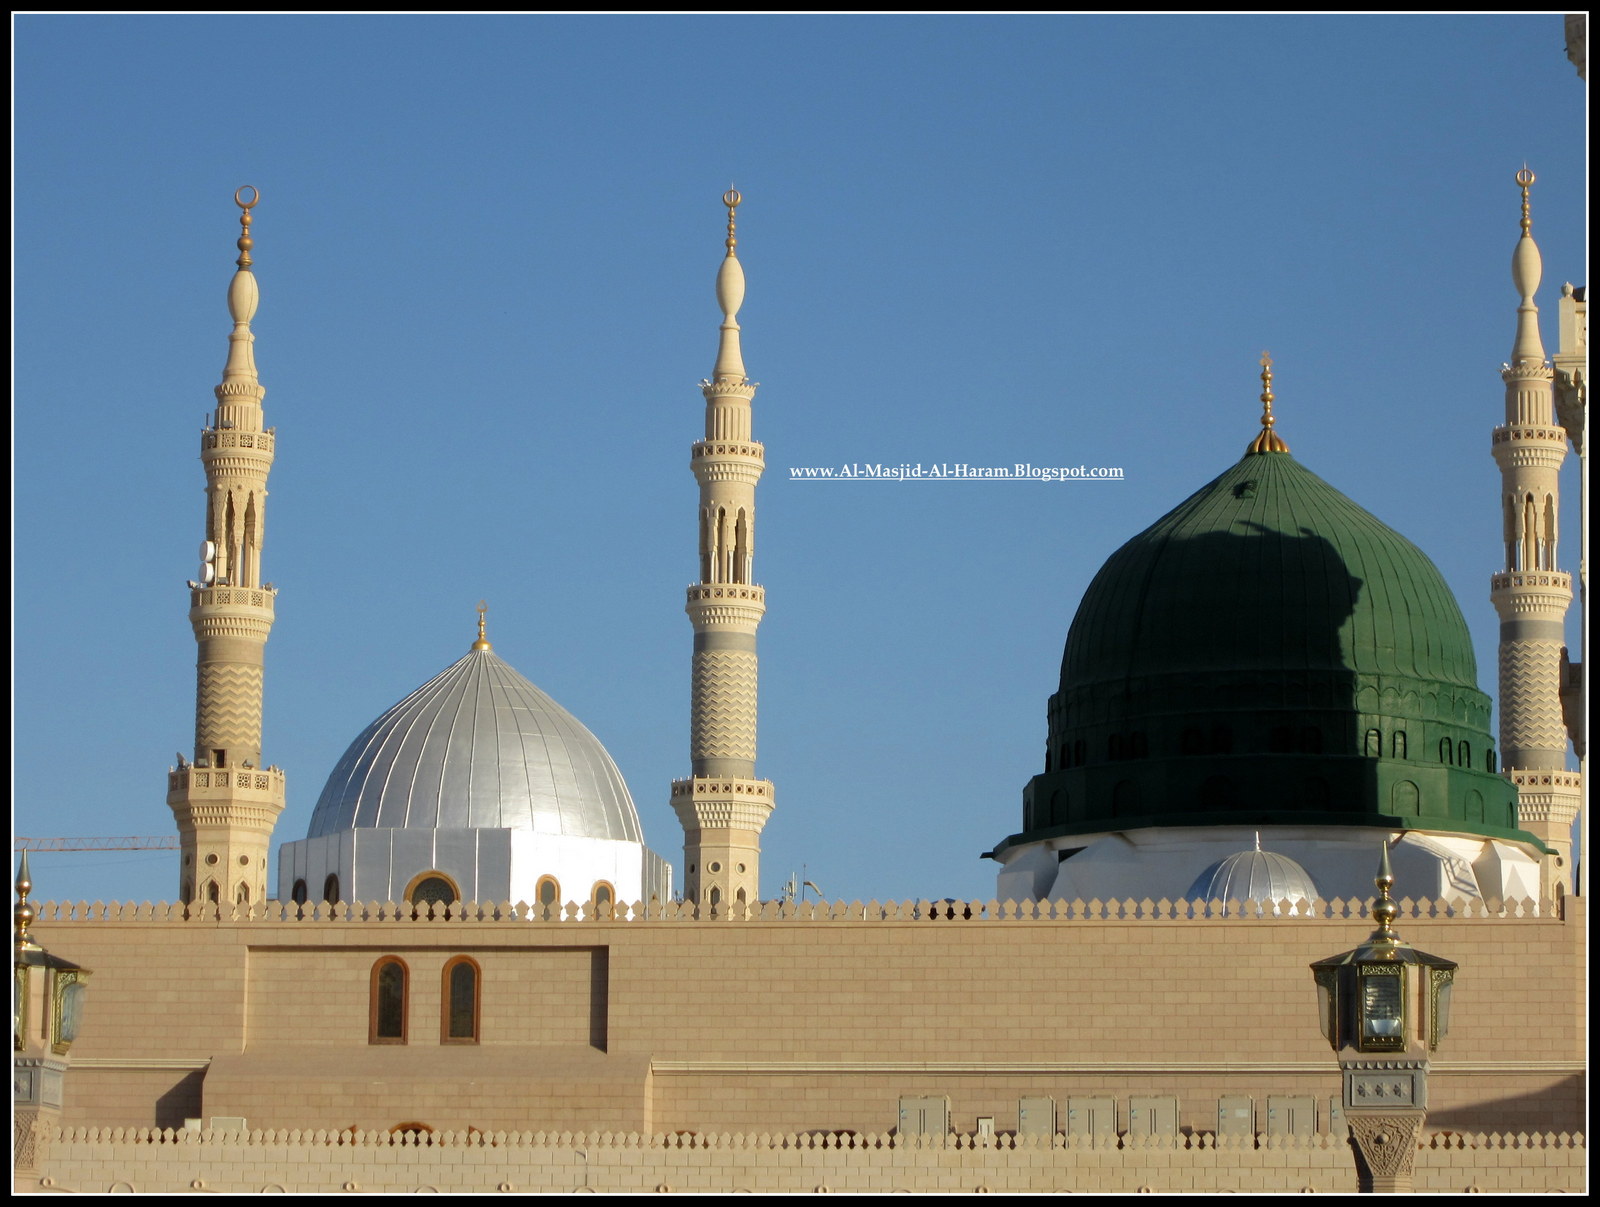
[
  {"xmin": 306, "ymin": 648, "xmax": 643, "ymax": 843},
  {"xmin": 1186, "ymin": 843, "xmax": 1319, "ymax": 907}
]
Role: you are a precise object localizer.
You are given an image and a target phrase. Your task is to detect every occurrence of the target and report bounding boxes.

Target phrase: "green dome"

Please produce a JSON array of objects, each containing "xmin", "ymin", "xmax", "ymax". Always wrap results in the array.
[{"xmin": 993, "ymin": 449, "xmax": 1530, "ymax": 858}]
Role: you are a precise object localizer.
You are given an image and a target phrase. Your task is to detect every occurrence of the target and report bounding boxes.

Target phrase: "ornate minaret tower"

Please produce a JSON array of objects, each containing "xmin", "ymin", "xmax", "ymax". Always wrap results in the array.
[
  {"xmin": 166, "ymin": 187, "xmax": 286, "ymax": 907},
  {"xmin": 671, "ymin": 190, "xmax": 774, "ymax": 911},
  {"xmin": 1490, "ymin": 169, "xmax": 1582, "ymax": 892}
]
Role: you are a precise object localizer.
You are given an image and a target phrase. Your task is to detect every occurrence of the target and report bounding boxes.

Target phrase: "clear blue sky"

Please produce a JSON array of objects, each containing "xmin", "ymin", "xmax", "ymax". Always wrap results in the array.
[{"xmin": 14, "ymin": 15, "xmax": 1587, "ymax": 906}]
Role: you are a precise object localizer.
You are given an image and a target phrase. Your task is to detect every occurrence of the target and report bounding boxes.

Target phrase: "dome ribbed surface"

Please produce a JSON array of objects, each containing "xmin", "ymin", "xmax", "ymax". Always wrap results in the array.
[
  {"xmin": 1063, "ymin": 452, "xmax": 1477, "ymax": 689},
  {"xmin": 306, "ymin": 649, "xmax": 642, "ymax": 842},
  {"xmin": 1186, "ymin": 847, "xmax": 1320, "ymax": 904}
]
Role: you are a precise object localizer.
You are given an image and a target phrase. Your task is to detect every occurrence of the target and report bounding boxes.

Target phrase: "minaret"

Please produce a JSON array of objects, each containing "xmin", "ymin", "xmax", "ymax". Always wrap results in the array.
[
  {"xmin": 165, "ymin": 187, "xmax": 286, "ymax": 907},
  {"xmin": 1489, "ymin": 169, "xmax": 1582, "ymax": 893},
  {"xmin": 671, "ymin": 190, "xmax": 774, "ymax": 911}
]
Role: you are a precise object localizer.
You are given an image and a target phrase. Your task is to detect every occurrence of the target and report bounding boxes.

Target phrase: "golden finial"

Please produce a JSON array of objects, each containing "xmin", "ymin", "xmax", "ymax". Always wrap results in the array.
[
  {"xmin": 15, "ymin": 850, "xmax": 39, "ymax": 954},
  {"xmin": 723, "ymin": 186, "xmax": 741, "ymax": 256},
  {"xmin": 472, "ymin": 600, "xmax": 492, "ymax": 651},
  {"xmin": 1369, "ymin": 842, "xmax": 1399, "ymax": 943},
  {"xmin": 1247, "ymin": 350, "xmax": 1290, "ymax": 454},
  {"xmin": 234, "ymin": 185, "xmax": 259, "ymax": 271},
  {"xmin": 1515, "ymin": 166, "xmax": 1535, "ymax": 236}
]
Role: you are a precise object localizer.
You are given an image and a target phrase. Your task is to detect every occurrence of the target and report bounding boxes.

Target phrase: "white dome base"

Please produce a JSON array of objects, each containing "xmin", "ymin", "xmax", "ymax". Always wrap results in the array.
[{"xmin": 994, "ymin": 825, "xmax": 1542, "ymax": 908}]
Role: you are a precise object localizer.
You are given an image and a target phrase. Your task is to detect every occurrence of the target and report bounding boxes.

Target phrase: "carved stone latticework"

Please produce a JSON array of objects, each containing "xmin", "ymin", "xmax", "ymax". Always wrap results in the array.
[{"xmin": 166, "ymin": 188, "xmax": 285, "ymax": 906}]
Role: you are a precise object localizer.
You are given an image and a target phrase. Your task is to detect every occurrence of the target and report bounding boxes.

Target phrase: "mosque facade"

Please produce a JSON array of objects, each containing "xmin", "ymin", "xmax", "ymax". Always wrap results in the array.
[{"xmin": 13, "ymin": 170, "xmax": 1586, "ymax": 1192}]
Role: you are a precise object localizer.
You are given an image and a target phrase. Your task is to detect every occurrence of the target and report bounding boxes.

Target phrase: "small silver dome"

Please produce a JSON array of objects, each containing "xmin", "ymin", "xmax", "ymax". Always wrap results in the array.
[
  {"xmin": 1187, "ymin": 840, "xmax": 1319, "ymax": 909},
  {"xmin": 306, "ymin": 648, "xmax": 642, "ymax": 843}
]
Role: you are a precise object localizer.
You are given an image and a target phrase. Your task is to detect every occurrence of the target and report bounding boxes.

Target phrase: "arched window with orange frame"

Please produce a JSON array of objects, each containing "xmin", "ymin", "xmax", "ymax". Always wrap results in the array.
[
  {"xmin": 441, "ymin": 956, "xmax": 481, "ymax": 1044},
  {"xmin": 370, "ymin": 956, "xmax": 409, "ymax": 1044}
]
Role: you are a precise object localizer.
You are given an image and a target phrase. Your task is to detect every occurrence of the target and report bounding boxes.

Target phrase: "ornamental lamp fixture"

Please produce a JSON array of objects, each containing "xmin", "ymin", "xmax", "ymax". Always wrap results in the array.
[
  {"xmin": 1309, "ymin": 843, "xmax": 1456, "ymax": 1192},
  {"xmin": 1310, "ymin": 844, "xmax": 1456, "ymax": 1058}
]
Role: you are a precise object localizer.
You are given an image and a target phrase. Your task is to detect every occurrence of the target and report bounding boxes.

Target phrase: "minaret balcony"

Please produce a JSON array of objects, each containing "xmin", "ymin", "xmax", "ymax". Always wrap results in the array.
[
  {"xmin": 685, "ymin": 584, "xmax": 766, "ymax": 629},
  {"xmin": 1491, "ymin": 425, "xmax": 1571, "ymax": 469},
  {"xmin": 691, "ymin": 442, "xmax": 765, "ymax": 486},
  {"xmin": 671, "ymin": 776, "xmax": 775, "ymax": 831},
  {"xmin": 1490, "ymin": 571, "xmax": 1572, "ymax": 620},
  {"xmin": 168, "ymin": 764, "xmax": 284, "ymax": 795}
]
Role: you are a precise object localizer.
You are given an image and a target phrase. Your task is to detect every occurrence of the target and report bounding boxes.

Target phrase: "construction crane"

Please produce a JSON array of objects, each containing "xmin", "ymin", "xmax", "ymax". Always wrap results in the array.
[{"xmin": 14, "ymin": 837, "xmax": 179, "ymax": 852}]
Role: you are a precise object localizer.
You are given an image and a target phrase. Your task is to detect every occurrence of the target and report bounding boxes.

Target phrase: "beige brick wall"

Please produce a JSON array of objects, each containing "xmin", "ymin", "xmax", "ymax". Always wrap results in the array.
[{"xmin": 30, "ymin": 896, "xmax": 1585, "ymax": 1141}]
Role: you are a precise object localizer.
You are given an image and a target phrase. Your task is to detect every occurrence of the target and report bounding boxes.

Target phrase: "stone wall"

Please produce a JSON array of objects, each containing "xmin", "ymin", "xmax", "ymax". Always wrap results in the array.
[{"xmin": 29, "ymin": 895, "xmax": 1586, "ymax": 1141}]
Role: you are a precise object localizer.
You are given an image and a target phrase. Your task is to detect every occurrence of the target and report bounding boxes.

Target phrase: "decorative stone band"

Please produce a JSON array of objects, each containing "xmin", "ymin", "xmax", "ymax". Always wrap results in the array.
[
  {"xmin": 670, "ymin": 777, "xmax": 772, "ymax": 798},
  {"xmin": 166, "ymin": 799, "xmax": 285, "ymax": 834},
  {"xmin": 213, "ymin": 379, "xmax": 268, "ymax": 401},
  {"xmin": 691, "ymin": 456, "xmax": 765, "ymax": 487},
  {"xmin": 692, "ymin": 440, "xmax": 764, "ymax": 459},
  {"xmin": 685, "ymin": 589, "xmax": 766, "ymax": 631},
  {"xmin": 700, "ymin": 382, "xmax": 757, "ymax": 402},
  {"xmin": 674, "ymin": 799, "xmax": 774, "ymax": 834},
  {"xmin": 202, "ymin": 429, "xmax": 276, "ymax": 452},
  {"xmin": 1500, "ymin": 363, "xmax": 1556, "ymax": 384},
  {"xmin": 1492, "ymin": 424, "xmax": 1571, "ymax": 446}
]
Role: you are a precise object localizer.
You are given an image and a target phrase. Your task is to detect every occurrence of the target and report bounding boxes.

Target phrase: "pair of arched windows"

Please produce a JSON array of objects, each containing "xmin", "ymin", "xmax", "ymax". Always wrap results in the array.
[
  {"xmin": 369, "ymin": 956, "xmax": 480, "ymax": 1045},
  {"xmin": 288, "ymin": 875, "xmax": 342, "ymax": 908},
  {"xmin": 534, "ymin": 877, "xmax": 617, "ymax": 913}
]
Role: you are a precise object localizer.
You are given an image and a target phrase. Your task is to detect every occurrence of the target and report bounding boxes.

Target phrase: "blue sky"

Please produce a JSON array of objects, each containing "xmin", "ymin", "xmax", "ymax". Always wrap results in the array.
[{"xmin": 14, "ymin": 15, "xmax": 1587, "ymax": 906}]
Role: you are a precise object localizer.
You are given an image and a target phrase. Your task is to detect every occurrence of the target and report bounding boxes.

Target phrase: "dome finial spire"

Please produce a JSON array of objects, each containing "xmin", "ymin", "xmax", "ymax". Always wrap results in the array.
[
  {"xmin": 1247, "ymin": 350, "xmax": 1290, "ymax": 454},
  {"xmin": 1509, "ymin": 166, "xmax": 1547, "ymax": 366},
  {"xmin": 712, "ymin": 187, "xmax": 747, "ymax": 383},
  {"xmin": 222, "ymin": 186, "xmax": 262, "ymax": 383},
  {"xmin": 472, "ymin": 599, "xmax": 492, "ymax": 651}
]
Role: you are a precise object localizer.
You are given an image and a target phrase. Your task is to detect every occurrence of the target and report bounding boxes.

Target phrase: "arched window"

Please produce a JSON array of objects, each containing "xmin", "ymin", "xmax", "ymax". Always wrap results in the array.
[
  {"xmin": 1073, "ymin": 739, "xmax": 1086, "ymax": 766},
  {"xmin": 591, "ymin": 882, "xmax": 615, "ymax": 915},
  {"xmin": 1364, "ymin": 729, "xmax": 1382, "ymax": 758},
  {"xmin": 1112, "ymin": 779, "xmax": 1140, "ymax": 816},
  {"xmin": 536, "ymin": 876, "xmax": 561, "ymax": 915},
  {"xmin": 1391, "ymin": 731, "xmax": 1407, "ymax": 760},
  {"xmin": 441, "ymin": 957, "xmax": 480, "ymax": 1044},
  {"xmin": 291, "ymin": 879, "xmax": 308, "ymax": 905},
  {"xmin": 1391, "ymin": 781, "xmax": 1420, "ymax": 817},
  {"xmin": 323, "ymin": 874, "xmax": 340, "ymax": 904},
  {"xmin": 236, "ymin": 882, "xmax": 250, "ymax": 906},
  {"xmin": 1457, "ymin": 740, "xmax": 1470, "ymax": 767},
  {"xmin": 370, "ymin": 957, "xmax": 409, "ymax": 1044},
  {"xmin": 206, "ymin": 881, "xmax": 220, "ymax": 905},
  {"xmin": 1439, "ymin": 738, "xmax": 1454, "ymax": 765},
  {"xmin": 1485, "ymin": 748, "xmax": 1496, "ymax": 774},
  {"xmin": 406, "ymin": 872, "xmax": 458, "ymax": 918}
]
